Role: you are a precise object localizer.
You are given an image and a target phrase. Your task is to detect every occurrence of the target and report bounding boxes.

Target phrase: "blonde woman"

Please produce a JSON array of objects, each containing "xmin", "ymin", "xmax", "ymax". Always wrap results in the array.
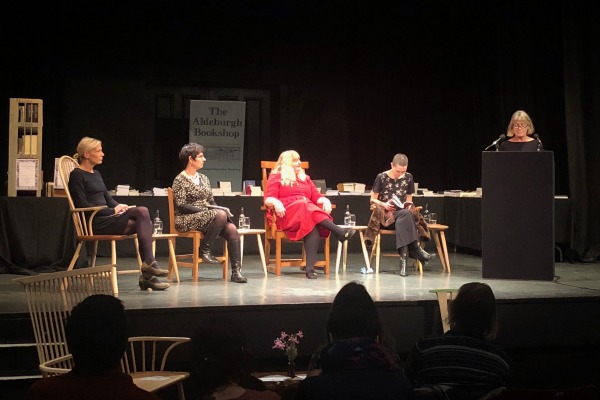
[
  {"xmin": 499, "ymin": 110, "xmax": 539, "ymax": 151},
  {"xmin": 264, "ymin": 150, "xmax": 355, "ymax": 279},
  {"xmin": 68, "ymin": 137, "xmax": 169, "ymax": 290}
]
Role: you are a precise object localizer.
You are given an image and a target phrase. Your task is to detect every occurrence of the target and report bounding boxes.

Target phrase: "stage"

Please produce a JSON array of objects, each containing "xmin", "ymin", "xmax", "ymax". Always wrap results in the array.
[{"xmin": 2, "ymin": 251, "xmax": 600, "ymax": 398}]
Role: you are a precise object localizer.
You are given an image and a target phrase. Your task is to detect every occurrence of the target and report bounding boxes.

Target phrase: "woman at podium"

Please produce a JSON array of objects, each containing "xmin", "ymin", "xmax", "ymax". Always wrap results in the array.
[{"xmin": 499, "ymin": 110, "xmax": 540, "ymax": 151}]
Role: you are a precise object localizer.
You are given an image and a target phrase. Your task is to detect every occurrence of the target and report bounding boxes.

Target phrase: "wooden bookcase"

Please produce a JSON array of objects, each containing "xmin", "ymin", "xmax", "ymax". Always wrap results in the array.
[{"xmin": 7, "ymin": 98, "xmax": 43, "ymax": 196}]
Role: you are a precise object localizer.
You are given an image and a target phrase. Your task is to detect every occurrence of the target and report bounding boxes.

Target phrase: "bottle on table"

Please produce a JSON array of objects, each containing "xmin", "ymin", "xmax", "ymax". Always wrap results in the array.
[
  {"xmin": 239, "ymin": 207, "xmax": 245, "ymax": 229},
  {"xmin": 344, "ymin": 204, "xmax": 351, "ymax": 226},
  {"xmin": 153, "ymin": 210, "xmax": 163, "ymax": 235}
]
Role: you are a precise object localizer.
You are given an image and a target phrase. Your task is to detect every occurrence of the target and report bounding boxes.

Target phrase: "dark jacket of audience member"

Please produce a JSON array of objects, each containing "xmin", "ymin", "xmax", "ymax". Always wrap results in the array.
[
  {"xmin": 24, "ymin": 295, "xmax": 159, "ymax": 400},
  {"xmin": 404, "ymin": 282, "xmax": 510, "ymax": 400},
  {"xmin": 295, "ymin": 281, "xmax": 414, "ymax": 400}
]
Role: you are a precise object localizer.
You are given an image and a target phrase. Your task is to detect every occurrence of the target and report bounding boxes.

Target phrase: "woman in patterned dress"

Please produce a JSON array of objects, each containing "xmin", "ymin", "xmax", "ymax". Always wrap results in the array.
[
  {"xmin": 264, "ymin": 150, "xmax": 355, "ymax": 279},
  {"xmin": 171, "ymin": 143, "xmax": 247, "ymax": 283},
  {"xmin": 370, "ymin": 153, "xmax": 434, "ymax": 276}
]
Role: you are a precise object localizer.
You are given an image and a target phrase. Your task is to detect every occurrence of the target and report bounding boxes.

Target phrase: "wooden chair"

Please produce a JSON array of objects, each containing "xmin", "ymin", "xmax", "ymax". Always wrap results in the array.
[
  {"xmin": 13, "ymin": 265, "xmax": 115, "ymax": 373},
  {"xmin": 122, "ymin": 336, "xmax": 191, "ymax": 400},
  {"xmin": 260, "ymin": 161, "xmax": 330, "ymax": 276},
  {"xmin": 58, "ymin": 155, "xmax": 142, "ymax": 294},
  {"xmin": 166, "ymin": 187, "xmax": 228, "ymax": 281}
]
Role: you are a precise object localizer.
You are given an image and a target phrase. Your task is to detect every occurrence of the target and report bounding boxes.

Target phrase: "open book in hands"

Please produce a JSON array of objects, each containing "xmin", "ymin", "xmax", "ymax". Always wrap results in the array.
[{"xmin": 391, "ymin": 194, "xmax": 413, "ymax": 210}]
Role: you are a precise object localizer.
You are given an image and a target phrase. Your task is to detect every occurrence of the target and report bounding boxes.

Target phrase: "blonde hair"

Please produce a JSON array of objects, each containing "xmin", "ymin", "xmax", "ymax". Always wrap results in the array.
[
  {"xmin": 74, "ymin": 137, "xmax": 102, "ymax": 163},
  {"xmin": 507, "ymin": 110, "xmax": 535, "ymax": 137},
  {"xmin": 272, "ymin": 150, "xmax": 304, "ymax": 186}
]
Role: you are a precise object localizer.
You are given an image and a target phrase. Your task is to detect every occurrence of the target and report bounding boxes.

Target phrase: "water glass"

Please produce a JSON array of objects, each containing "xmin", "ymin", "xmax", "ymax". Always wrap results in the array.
[
  {"xmin": 428, "ymin": 213, "xmax": 437, "ymax": 225},
  {"xmin": 241, "ymin": 217, "xmax": 251, "ymax": 229},
  {"xmin": 348, "ymin": 214, "xmax": 356, "ymax": 227}
]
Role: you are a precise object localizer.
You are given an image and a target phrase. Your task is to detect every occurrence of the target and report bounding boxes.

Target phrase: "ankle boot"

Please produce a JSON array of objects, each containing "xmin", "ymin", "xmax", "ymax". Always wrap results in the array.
[
  {"xmin": 399, "ymin": 254, "xmax": 408, "ymax": 277},
  {"xmin": 228, "ymin": 239, "xmax": 247, "ymax": 283},
  {"xmin": 410, "ymin": 241, "xmax": 435, "ymax": 265},
  {"xmin": 200, "ymin": 225, "xmax": 221, "ymax": 264}
]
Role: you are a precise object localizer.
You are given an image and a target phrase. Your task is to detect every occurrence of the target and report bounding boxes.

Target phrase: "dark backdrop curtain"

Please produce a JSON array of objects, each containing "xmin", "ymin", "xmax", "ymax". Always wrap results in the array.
[{"xmin": 563, "ymin": 2, "xmax": 600, "ymax": 260}]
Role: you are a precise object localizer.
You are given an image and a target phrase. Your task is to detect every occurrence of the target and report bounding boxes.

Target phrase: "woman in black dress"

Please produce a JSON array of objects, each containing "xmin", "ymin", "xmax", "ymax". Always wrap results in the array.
[
  {"xmin": 68, "ymin": 137, "xmax": 169, "ymax": 290},
  {"xmin": 499, "ymin": 110, "xmax": 541, "ymax": 151}
]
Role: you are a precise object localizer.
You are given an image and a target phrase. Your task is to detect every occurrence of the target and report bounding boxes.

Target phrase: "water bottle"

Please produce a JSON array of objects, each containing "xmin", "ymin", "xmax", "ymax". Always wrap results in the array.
[
  {"xmin": 238, "ymin": 207, "xmax": 245, "ymax": 229},
  {"xmin": 344, "ymin": 205, "xmax": 351, "ymax": 226},
  {"xmin": 153, "ymin": 210, "xmax": 163, "ymax": 235},
  {"xmin": 422, "ymin": 203, "xmax": 430, "ymax": 223}
]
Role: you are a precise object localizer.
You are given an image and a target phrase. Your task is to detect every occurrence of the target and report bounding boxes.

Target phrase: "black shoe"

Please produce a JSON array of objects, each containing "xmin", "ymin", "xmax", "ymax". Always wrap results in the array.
[
  {"xmin": 141, "ymin": 261, "xmax": 168, "ymax": 279},
  {"xmin": 305, "ymin": 272, "xmax": 318, "ymax": 279},
  {"xmin": 416, "ymin": 246, "xmax": 435, "ymax": 265},
  {"xmin": 200, "ymin": 248, "xmax": 221, "ymax": 264},
  {"xmin": 139, "ymin": 275, "xmax": 169, "ymax": 291},
  {"xmin": 337, "ymin": 229, "xmax": 356, "ymax": 242}
]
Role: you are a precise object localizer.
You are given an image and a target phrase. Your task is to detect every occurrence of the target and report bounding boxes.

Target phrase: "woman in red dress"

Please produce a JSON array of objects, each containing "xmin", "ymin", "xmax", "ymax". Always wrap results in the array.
[{"xmin": 264, "ymin": 150, "xmax": 354, "ymax": 279}]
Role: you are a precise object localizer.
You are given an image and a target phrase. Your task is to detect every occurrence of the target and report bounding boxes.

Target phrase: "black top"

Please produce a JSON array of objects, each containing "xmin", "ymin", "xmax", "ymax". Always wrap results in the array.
[
  {"xmin": 68, "ymin": 168, "xmax": 118, "ymax": 216},
  {"xmin": 498, "ymin": 140, "xmax": 539, "ymax": 152},
  {"xmin": 372, "ymin": 172, "xmax": 415, "ymax": 203}
]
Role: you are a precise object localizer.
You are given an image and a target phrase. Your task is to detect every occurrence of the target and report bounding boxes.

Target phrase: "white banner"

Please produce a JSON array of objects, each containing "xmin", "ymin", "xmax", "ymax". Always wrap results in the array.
[{"xmin": 189, "ymin": 100, "xmax": 246, "ymax": 191}]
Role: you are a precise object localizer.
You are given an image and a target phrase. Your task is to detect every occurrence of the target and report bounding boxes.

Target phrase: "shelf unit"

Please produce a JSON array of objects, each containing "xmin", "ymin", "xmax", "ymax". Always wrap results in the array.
[{"xmin": 7, "ymin": 98, "xmax": 43, "ymax": 196}]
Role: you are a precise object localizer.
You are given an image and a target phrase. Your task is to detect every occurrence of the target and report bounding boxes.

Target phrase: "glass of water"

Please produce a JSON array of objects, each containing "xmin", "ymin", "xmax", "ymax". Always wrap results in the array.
[
  {"xmin": 242, "ymin": 217, "xmax": 251, "ymax": 229},
  {"xmin": 428, "ymin": 213, "xmax": 437, "ymax": 225},
  {"xmin": 348, "ymin": 214, "xmax": 356, "ymax": 227}
]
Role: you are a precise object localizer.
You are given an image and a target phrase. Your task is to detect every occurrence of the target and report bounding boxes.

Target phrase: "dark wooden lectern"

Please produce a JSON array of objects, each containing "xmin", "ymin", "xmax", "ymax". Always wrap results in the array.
[{"xmin": 481, "ymin": 151, "xmax": 555, "ymax": 280}]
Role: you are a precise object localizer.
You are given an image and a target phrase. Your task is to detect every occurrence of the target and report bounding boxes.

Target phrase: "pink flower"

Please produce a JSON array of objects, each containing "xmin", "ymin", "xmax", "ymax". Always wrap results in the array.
[{"xmin": 273, "ymin": 330, "xmax": 303, "ymax": 362}]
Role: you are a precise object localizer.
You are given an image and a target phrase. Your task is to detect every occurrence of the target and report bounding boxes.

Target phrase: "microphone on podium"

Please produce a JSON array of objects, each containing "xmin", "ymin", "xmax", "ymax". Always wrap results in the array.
[
  {"xmin": 484, "ymin": 134, "xmax": 506, "ymax": 151},
  {"xmin": 533, "ymin": 133, "xmax": 544, "ymax": 151}
]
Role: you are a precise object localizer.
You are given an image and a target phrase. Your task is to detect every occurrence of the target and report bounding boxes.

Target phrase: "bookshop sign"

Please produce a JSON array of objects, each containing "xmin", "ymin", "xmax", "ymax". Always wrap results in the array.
[{"xmin": 189, "ymin": 100, "xmax": 246, "ymax": 191}]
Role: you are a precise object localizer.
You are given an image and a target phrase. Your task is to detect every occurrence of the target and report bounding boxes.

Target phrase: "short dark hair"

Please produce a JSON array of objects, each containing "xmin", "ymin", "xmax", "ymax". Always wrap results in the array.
[
  {"xmin": 449, "ymin": 282, "xmax": 498, "ymax": 340},
  {"xmin": 327, "ymin": 282, "xmax": 380, "ymax": 340},
  {"xmin": 179, "ymin": 143, "xmax": 205, "ymax": 168},
  {"xmin": 392, "ymin": 153, "xmax": 408, "ymax": 166},
  {"xmin": 66, "ymin": 295, "xmax": 128, "ymax": 374}
]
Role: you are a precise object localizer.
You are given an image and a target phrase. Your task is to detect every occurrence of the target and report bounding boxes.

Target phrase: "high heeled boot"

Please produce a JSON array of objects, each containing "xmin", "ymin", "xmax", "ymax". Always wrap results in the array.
[
  {"xmin": 200, "ymin": 225, "xmax": 222, "ymax": 264},
  {"xmin": 228, "ymin": 239, "xmax": 247, "ymax": 283},
  {"xmin": 399, "ymin": 254, "xmax": 408, "ymax": 277}
]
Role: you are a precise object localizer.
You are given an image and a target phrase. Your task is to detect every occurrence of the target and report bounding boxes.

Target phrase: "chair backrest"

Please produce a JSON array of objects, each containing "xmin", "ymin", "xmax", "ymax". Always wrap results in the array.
[
  {"xmin": 167, "ymin": 187, "xmax": 177, "ymax": 234},
  {"xmin": 121, "ymin": 336, "xmax": 191, "ymax": 373},
  {"xmin": 260, "ymin": 160, "xmax": 310, "ymax": 192},
  {"xmin": 58, "ymin": 155, "xmax": 79, "ymax": 211},
  {"xmin": 13, "ymin": 264, "xmax": 115, "ymax": 365}
]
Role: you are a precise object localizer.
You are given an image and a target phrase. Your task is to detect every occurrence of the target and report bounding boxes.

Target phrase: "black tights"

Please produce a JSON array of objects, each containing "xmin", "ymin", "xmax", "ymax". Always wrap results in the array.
[
  {"xmin": 208, "ymin": 210, "xmax": 240, "ymax": 250},
  {"xmin": 302, "ymin": 219, "xmax": 347, "ymax": 272},
  {"xmin": 122, "ymin": 207, "xmax": 154, "ymax": 264}
]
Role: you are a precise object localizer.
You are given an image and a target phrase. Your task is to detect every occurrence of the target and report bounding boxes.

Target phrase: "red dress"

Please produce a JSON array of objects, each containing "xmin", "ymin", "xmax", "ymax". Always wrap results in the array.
[{"xmin": 264, "ymin": 173, "xmax": 332, "ymax": 240}]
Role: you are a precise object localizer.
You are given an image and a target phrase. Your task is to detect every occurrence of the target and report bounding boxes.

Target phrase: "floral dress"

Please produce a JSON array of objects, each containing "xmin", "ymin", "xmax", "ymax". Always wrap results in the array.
[{"xmin": 172, "ymin": 172, "xmax": 218, "ymax": 233}]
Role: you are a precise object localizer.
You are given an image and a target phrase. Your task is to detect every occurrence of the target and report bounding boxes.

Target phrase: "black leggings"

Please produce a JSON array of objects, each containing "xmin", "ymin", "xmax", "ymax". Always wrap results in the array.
[
  {"xmin": 121, "ymin": 207, "xmax": 154, "ymax": 264},
  {"xmin": 303, "ymin": 219, "xmax": 346, "ymax": 272},
  {"xmin": 207, "ymin": 209, "xmax": 240, "ymax": 250}
]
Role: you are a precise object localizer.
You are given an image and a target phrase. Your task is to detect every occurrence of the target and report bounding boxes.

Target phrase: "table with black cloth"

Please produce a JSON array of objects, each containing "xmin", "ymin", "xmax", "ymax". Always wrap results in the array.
[{"xmin": 0, "ymin": 195, "xmax": 572, "ymax": 273}]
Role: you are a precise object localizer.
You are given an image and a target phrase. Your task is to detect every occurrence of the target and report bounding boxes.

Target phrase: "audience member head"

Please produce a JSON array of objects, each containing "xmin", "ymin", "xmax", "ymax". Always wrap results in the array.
[
  {"xmin": 327, "ymin": 281, "xmax": 381, "ymax": 341},
  {"xmin": 507, "ymin": 110, "xmax": 535, "ymax": 137},
  {"xmin": 66, "ymin": 294, "xmax": 128, "ymax": 375},
  {"xmin": 191, "ymin": 317, "xmax": 250, "ymax": 396},
  {"xmin": 273, "ymin": 150, "xmax": 303, "ymax": 186},
  {"xmin": 391, "ymin": 153, "xmax": 408, "ymax": 167},
  {"xmin": 448, "ymin": 282, "xmax": 498, "ymax": 340},
  {"xmin": 178, "ymin": 142, "xmax": 205, "ymax": 169},
  {"xmin": 75, "ymin": 136, "xmax": 102, "ymax": 164}
]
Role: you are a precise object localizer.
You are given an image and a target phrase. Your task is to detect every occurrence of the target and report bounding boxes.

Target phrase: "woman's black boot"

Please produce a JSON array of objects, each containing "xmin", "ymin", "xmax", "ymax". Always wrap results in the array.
[
  {"xmin": 200, "ymin": 225, "xmax": 221, "ymax": 264},
  {"xmin": 228, "ymin": 239, "xmax": 247, "ymax": 283},
  {"xmin": 399, "ymin": 254, "xmax": 408, "ymax": 277},
  {"xmin": 410, "ymin": 241, "xmax": 435, "ymax": 265}
]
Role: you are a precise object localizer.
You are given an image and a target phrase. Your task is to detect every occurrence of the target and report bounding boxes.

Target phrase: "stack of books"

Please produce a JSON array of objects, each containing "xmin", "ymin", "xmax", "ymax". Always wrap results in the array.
[
  {"xmin": 152, "ymin": 187, "xmax": 167, "ymax": 196},
  {"xmin": 116, "ymin": 185, "xmax": 130, "ymax": 196}
]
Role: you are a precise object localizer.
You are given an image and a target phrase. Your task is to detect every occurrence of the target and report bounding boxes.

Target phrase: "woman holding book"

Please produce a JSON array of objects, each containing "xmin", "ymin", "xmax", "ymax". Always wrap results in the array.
[
  {"xmin": 369, "ymin": 153, "xmax": 434, "ymax": 276},
  {"xmin": 264, "ymin": 150, "xmax": 355, "ymax": 279},
  {"xmin": 172, "ymin": 143, "xmax": 247, "ymax": 283},
  {"xmin": 69, "ymin": 137, "xmax": 169, "ymax": 291}
]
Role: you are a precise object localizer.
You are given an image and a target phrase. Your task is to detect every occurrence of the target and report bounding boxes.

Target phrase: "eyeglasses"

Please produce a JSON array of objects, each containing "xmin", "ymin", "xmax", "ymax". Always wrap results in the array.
[{"xmin": 513, "ymin": 123, "xmax": 529, "ymax": 129}]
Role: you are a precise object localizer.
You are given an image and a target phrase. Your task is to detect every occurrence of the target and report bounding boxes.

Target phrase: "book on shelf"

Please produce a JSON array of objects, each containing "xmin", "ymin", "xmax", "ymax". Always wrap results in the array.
[{"xmin": 207, "ymin": 204, "xmax": 233, "ymax": 218}]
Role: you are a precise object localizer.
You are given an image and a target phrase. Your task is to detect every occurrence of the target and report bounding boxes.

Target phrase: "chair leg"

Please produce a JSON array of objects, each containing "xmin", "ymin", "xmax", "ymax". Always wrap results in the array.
[
  {"xmin": 91, "ymin": 241, "xmax": 99, "ymax": 268},
  {"xmin": 68, "ymin": 242, "xmax": 83, "ymax": 271},
  {"xmin": 221, "ymin": 240, "xmax": 228, "ymax": 280},
  {"xmin": 276, "ymin": 237, "xmax": 282, "ymax": 276},
  {"xmin": 192, "ymin": 234, "xmax": 199, "ymax": 282},
  {"xmin": 111, "ymin": 240, "xmax": 119, "ymax": 295},
  {"xmin": 324, "ymin": 238, "xmax": 330, "ymax": 275},
  {"xmin": 375, "ymin": 234, "xmax": 381, "ymax": 274}
]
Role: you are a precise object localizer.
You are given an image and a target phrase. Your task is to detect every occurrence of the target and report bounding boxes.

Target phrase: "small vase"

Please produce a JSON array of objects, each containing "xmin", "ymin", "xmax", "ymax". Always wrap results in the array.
[{"xmin": 287, "ymin": 360, "xmax": 296, "ymax": 378}]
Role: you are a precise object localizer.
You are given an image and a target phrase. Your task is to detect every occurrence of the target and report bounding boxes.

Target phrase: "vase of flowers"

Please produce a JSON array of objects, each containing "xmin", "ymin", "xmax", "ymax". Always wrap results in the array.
[{"xmin": 273, "ymin": 330, "xmax": 303, "ymax": 378}]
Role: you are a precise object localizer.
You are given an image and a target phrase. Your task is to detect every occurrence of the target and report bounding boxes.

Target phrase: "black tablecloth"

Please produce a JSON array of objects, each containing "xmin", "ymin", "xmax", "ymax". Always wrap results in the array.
[{"xmin": 0, "ymin": 195, "xmax": 572, "ymax": 272}]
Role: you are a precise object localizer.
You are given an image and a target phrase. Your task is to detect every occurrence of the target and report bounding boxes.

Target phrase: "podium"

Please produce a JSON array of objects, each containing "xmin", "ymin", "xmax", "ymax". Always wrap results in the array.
[{"xmin": 481, "ymin": 151, "xmax": 555, "ymax": 280}]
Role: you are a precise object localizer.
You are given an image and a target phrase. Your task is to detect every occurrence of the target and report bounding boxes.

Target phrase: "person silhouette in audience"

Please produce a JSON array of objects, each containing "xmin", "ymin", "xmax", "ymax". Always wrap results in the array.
[
  {"xmin": 190, "ymin": 316, "xmax": 280, "ymax": 400},
  {"xmin": 24, "ymin": 294, "xmax": 159, "ymax": 400},
  {"xmin": 296, "ymin": 281, "xmax": 414, "ymax": 400},
  {"xmin": 404, "ymin": 282, "xmax": 510, "ymax": 399}
]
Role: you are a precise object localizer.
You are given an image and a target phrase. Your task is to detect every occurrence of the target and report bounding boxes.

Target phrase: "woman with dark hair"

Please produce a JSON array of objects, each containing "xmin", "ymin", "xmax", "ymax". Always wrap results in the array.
[
  {"xmin": 296, "ymin": 281, "xmax": 414, "ymax": 400},
  {"xmin": 172, "ymin": 143, "xmax": 247, "ymax": 283},
  {"xmin": 404, "ymin": 282, "xmax": 510, "ymax": 400}
]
